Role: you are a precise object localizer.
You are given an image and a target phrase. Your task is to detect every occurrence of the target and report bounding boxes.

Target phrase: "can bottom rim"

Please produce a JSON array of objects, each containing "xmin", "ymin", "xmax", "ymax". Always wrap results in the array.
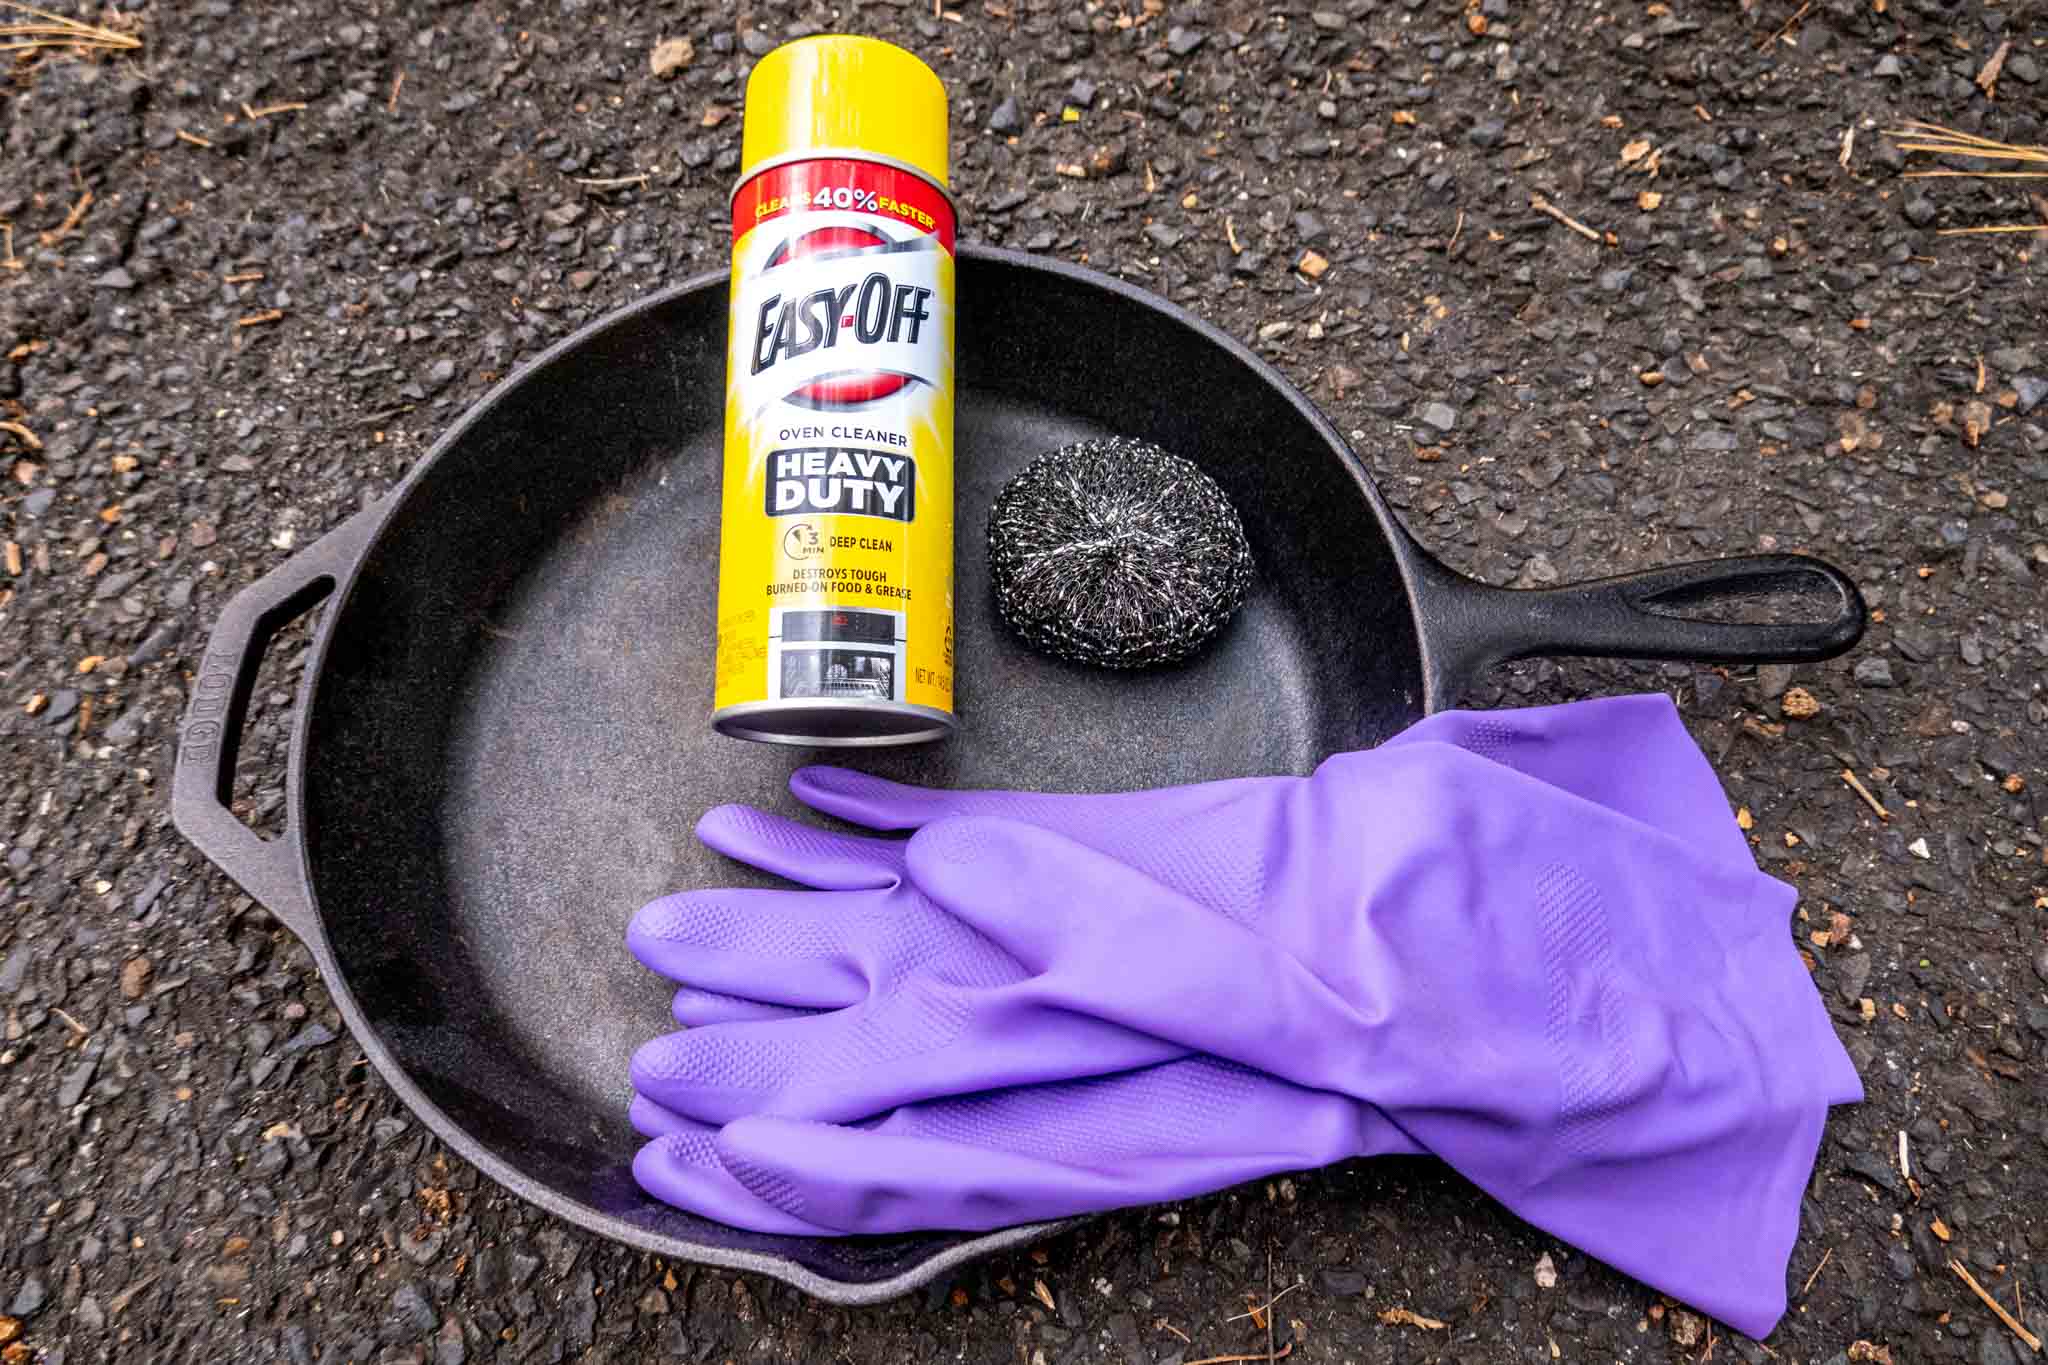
[{"xmin": 712, "ymin": 699, "xmax": 956, "ymax": 748}]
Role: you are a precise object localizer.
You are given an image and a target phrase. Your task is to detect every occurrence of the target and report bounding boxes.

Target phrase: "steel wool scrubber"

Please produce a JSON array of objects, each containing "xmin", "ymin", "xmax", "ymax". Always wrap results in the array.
[{"xmin": 987, "ymin": 437, "xmax": 1254, "ymax": 669}]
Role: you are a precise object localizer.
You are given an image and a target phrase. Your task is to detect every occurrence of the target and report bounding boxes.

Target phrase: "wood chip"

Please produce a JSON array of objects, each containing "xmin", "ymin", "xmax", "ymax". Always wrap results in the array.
[
  {"xmin": 1949, "ymin": 1260, "xmax": 2041, "ymax": 1352},
  {"xmin": 1974, "ymin": 39, "xmax": 2010, "ymax": 99},
  {"xmin": 0, "ymin": 1319, "xmax": 16, "ymax": 1347},
  {"xmin": 3, "ymin": 542, "xmax": 19, "ymax": 576},
  {"xmin": 23, "ymin": 694, "xmax": 46, "ymax": 716},
  {"xmin": 1782, "ymin": 686, "xmax": 1820, "ymax": 718},
  {"xmin": 1529, "ymin": 193, "xmax": 1603, "ymax": 244},
  {"xmin": 1638, "ymin": 190, "xmax": 1662, "ymax": 211},
  {"xmin": 1032, "ymin": 1279, "xmax": 1055, "ymax": 1312},
  {"xmin": 76, "ymin": 655, "xmax": 104, "ymax": 674},
  {"xmin": 1736, "ymin": 806, "xmax": 1753, "ymax": 830},
  {"xmin": 0, "ymin": 421, "xmax": 41, "ymax": 452},
  {"xmin": 176, "ymin": 129, "xmax": 214, "ymax": 148},
  {"xmin": 237, "ymin": 310, "xmax": 284, "ymax": 328},
  {"xmin": 1842, "ymin": 769, "xmax": 1891, "ymax": 820},
  {"xmin": 1378, "ymin": 1307, "xmax": 1447, "ymax": 1331},
  {"xmin": 1391, "ymin": 109, "xmax": 1417, "ymax": 126},
  {"xmin": 1960, "ymin": 399, "xmax": 1992, "ymax": 448},
  {"xmin": 1297, "ymin": 250, "xmax": 1329, "ymax": 278},
  {"xmin": 700, "ymin": 104, "xmax": 732, "ymax": 128},
  {"xmin": 649, "ymin": 35, "xmax": 694, "ymax": 78},
  {"xmin": 1931, "ymin": 1217, "xmax": 1952, "ymax": 1242},
  {"xmin": 1620, "ymin": 138, "xmax": 1653, "ymax": 165}
]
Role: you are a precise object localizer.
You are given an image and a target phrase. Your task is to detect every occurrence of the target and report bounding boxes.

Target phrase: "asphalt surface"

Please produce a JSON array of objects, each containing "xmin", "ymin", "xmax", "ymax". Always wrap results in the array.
[{"xmin": 3, "ymin": 0, "xmax": 2046, "ymax": 1362}]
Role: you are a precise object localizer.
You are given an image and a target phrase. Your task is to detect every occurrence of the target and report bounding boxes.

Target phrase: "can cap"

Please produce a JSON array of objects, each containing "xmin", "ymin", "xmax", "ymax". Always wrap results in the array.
[{"xmin": 740, "ymin": 35, "xmax": 950, "ymax": 190}]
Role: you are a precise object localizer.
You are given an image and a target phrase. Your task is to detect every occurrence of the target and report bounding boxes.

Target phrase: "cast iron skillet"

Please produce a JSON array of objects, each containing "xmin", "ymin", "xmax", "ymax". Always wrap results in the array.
[{"xmin": 172, "ymin": 245, "xmax": 1864, "ymax": 1302}]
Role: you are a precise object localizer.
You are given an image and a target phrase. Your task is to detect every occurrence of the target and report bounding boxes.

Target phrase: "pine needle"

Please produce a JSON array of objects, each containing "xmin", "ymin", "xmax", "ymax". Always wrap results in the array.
[
  {"xmin": 1887, "ymin": 119, "xmax": 2048, "ymax": 237},
  {"xmin": 0, "ymin": 0, "xmax": 140, "ymax": 53}
]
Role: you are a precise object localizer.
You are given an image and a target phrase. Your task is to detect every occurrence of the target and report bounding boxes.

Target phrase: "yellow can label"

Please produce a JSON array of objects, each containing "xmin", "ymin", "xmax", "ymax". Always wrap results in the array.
[{"xmin": 714, "ymin": 158, "xmax": 956, "ymax": 722}]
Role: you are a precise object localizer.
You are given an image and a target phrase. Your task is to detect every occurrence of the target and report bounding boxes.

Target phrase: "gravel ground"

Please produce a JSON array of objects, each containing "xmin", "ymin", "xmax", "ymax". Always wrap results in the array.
[{"xmin": 4, "ymin": 0, "xmax": 2047, "ymax": 1361}]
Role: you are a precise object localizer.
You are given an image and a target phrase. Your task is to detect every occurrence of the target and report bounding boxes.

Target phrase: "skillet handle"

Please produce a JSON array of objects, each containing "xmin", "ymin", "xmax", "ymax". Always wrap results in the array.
[
  {"xmin": 1419, "ymin": 552, "xmax": 1868, "ymax": 702},
  {"xmin": 170, "ymin": 505, "xmax": 382, "ymax": 945}
]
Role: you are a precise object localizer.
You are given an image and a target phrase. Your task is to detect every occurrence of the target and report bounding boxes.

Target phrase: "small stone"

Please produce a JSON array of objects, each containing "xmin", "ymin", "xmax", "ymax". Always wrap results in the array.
[
  {"xmin": 568, "ymin": 270, "xmax": 598, "ymax": 292},
  {"xmin": 1317, "ymin": 1269, "xmax": 1368, "ymax": 1296},
  {"xmin": 1669, "ymin": 1310, "xmax": 1704, "ymax": 1347},
  {"xmin": 1598, "ymin": 267, "xmax": 1634, "ymax": 293},
  {"xmin": 1902, "ymin": 197, "xmax": 1937, "ymax": 227},
  {"xmin": 1143, "ymin": 223, "xmax": 1183, "ymax": 249},
  {"xmin": 1311, "ymin": 9, "xmax": 1345, "ymax": 29},
  {"xmin": 189, "ymin": 522, "xmax": 218, "ymax": 548},
  {"xmin": 1068, "ymin": 78, "xmax": 1097, "ymax": 106},
  {"xmin": 1907, "ymin": 837, "xmax": 1931, "ymax": 860},
  {"xmin": 42, "ymin": 690, "xmax": 79, "ymax": 724},
  {"xmin": 128, "ymin": 622, "xmax": 182, "ymax": 667},
  {"xmin": 57, "ymin": 1056, "xmax": 97, "ymax": 1107},
  {"xmin": 436, "ymin": 1316, "xmax": 466, "ymax": 1365},
  {"xmin": 2033, "ymin": 945, "xmax": 2048, "ymax": 986},
  {"xmin": 382, "ymin": 1284, "xmax": 436, "ymax": 1343},
  {"xmin": 120, "ymin": 957, "xmax": 152, "ymax": 999},
  {"xmin": 1691, "ymin": 427, "xmax": 1738, "ymax": 452},
  {"xmin": 1980, "ymin": 1330, "xmax": 2019, "ymax": 1365},
  {"xmin": 1468, "ymin": 118, "xmax": 1504, "ymax": 148},
  {"xmin": 2014, "ymin": 376, "xmax": 2047, "ymax": 414},
  {"xmin": 987, "ymin": 97, "xmax": 1023, "ymax": 136},
  {"xmin": 22, "ymin": 488, "xmax": 55, "ymax": 518},
  {"xmin": 281, "ymin": 1021, "xmax": 338, "ymax": 1055},
  {"xmin": 1534, "ymin": 1253, "xmax": 1557, "ymax": 1288},
  {"xmin": 1959, "ymin": 635, "xmax": 1983, "ymax": 666},
  {"xmin": 1757, "ymin": 664, "xmax": 1793, "ymax": 699},
  {"xmin": 131, "ymin": 875, "xmax": 166, "ymax": 916},
  {"xmin": 7, "ymin": 1277, "xmax": 45, "ymax": 1318},
  {"xmin": 1166, "ymin": 25, "xmax": 1205, "ymax": 56},
  {"xmin": 1873, "ymin": 54, "xmax": 1902, "ymax": 78},
  {"xmin": 94, "ymin": 267, "xmax": 136, "ymax": 290},
  {"xmin": 1419, "ymin": 401, "xmax": 1457, "ymax": 431},
  {"xmin": 648, "ymin": 36, "xmax": 693, "ymax": 79},
  {"xmin": 1853, "ymin": 657, "xmax": 1895, "ymax": 688}
]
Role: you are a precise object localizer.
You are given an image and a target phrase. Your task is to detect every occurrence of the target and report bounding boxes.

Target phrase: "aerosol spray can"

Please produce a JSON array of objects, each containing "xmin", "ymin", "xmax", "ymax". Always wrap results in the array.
[{"xmin": 711, "ymin": 35, "xmax": 956, "ymax": 746}]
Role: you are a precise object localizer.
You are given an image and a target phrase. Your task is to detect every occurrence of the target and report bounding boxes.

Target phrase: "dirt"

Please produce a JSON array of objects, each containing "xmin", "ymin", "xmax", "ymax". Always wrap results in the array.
[{"xmin": 2, "ymin": 0, "xmax": 2045, "ymax": 1362}]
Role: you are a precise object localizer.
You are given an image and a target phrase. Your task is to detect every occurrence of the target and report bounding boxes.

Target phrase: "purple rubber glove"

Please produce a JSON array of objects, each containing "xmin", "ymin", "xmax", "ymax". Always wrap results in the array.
[
  {"xmin": 631, "ymin": 697, "xmax": 1718, "ymax": 1232},
  {"xmin": 628, "ymin": 696, "xmax": 1861, "ymax": 1336},
  {"xmin": 629, "ymin": 695, "xmax": 1751, "ymax": 1123}
]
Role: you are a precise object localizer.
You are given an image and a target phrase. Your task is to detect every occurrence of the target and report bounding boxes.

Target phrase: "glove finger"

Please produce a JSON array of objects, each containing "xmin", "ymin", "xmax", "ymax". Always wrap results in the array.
[
  {"xmin": 635, "ymin": 973, "xmax": 1191, "ymax": 1125},
  {"xmin": 632, "ymin": 1128, "xmax": 837, "ymax": 1237},
  {"xmin": 627, "ymin": 886, "xmax": 876, "ymax": 1009},
  {"xmin": 631, "ymin": 1092, "xmax": 711, "ymax": 1140},
  {"xmin": 697, "ymin": 804, "xmax": 905, "ymax": 890},
  {"xmin": 712, "ymin": 1056, "xmax": 1413, "ymax": 1235},
  {"xmin": 671, "ymin": 986, "xmax": 814, "ymax": 1028},
  {"xmin": 790, "ymin": 765, "xmax": 1075, "ymax": 831}
]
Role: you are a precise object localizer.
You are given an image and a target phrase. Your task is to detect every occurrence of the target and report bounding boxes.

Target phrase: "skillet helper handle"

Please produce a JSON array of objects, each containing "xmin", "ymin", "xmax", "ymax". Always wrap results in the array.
[
  {"xmin": 1425, "ymin": 552, "xmax": 1867, "ymax": 690},
  {"xmin": 170, "ymin": 505, "xmax": 382, "ymax": 945}
]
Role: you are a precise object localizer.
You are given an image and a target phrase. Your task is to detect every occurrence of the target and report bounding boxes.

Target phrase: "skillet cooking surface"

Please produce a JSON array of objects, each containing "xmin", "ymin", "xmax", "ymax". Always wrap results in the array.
[{"xmin": 300, "ymin": 253, "xmax": 1424, "ymax": 1284}]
